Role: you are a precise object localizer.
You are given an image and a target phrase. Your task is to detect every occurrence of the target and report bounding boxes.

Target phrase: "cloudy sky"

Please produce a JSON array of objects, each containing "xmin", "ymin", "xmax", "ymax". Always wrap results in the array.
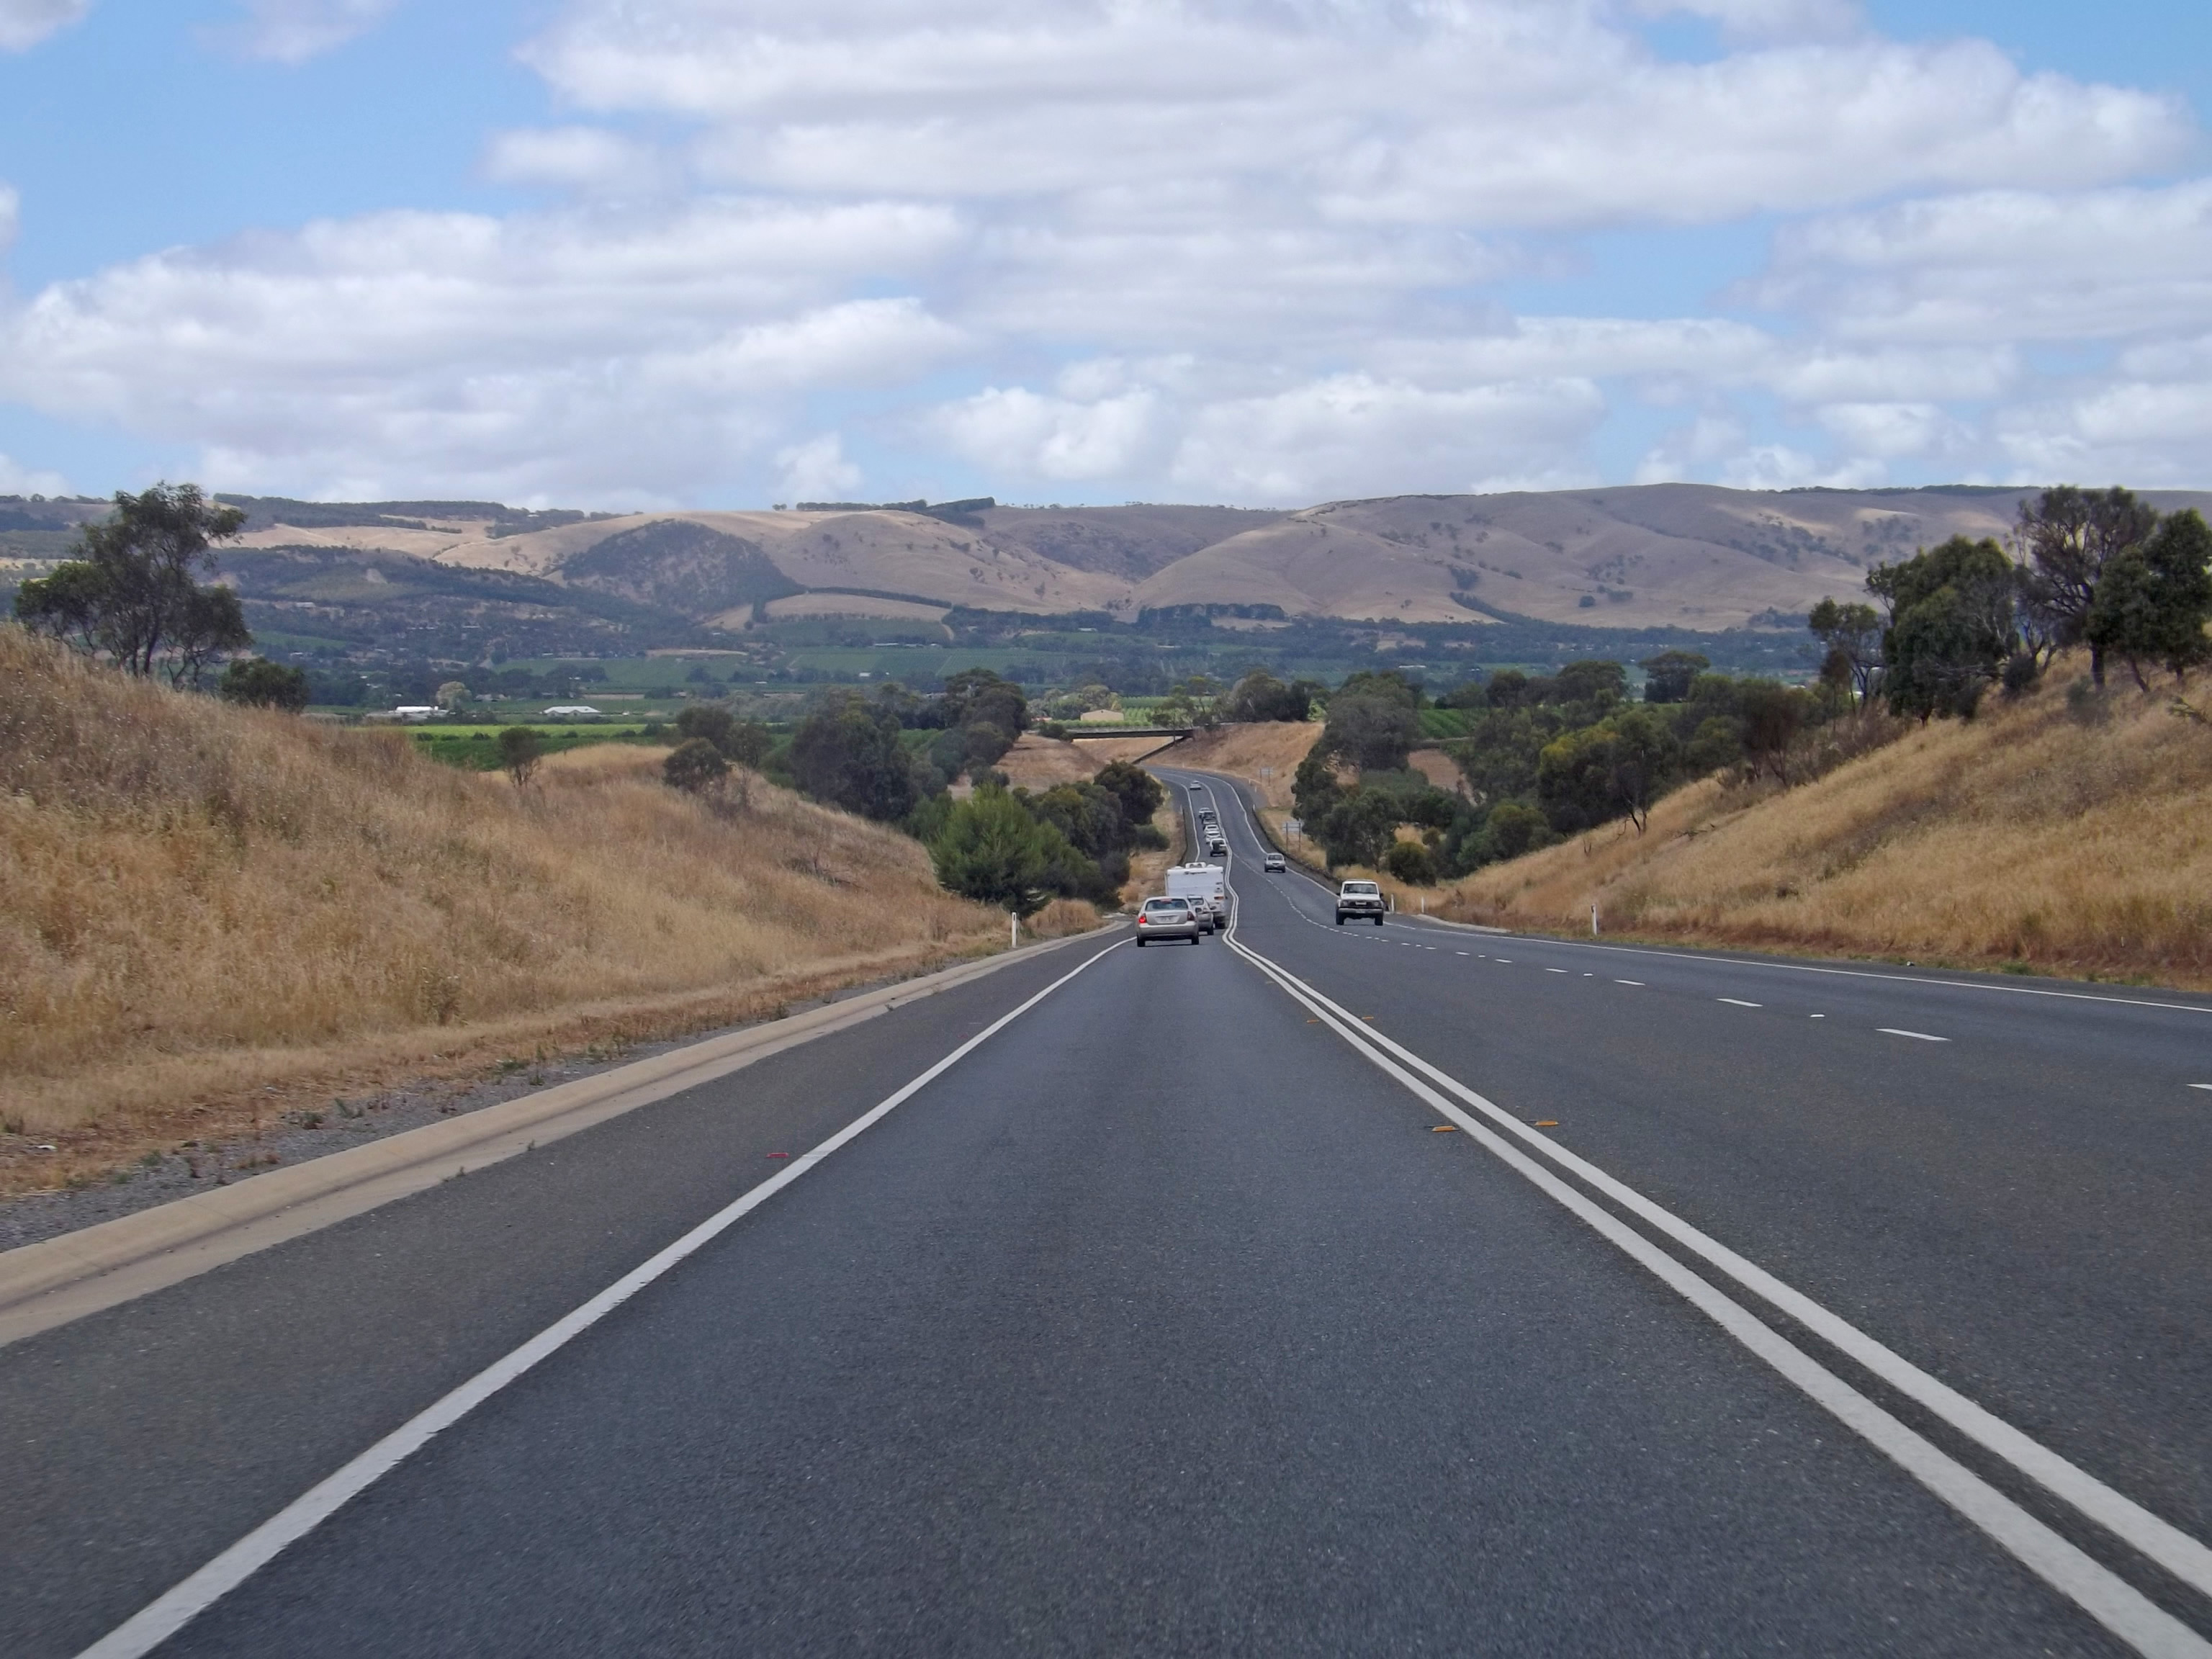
[{"xmin": 0, "ymin": 0, "xmax": 2207, "ymax": 508}]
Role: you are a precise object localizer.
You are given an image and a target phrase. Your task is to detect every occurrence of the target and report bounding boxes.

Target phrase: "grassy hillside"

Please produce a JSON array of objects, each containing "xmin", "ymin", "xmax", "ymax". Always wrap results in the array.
[
  {"xmin": 1434, "ymin": 665, "xmax": 2212, "ymax": 986},
  {"xmin": 0, "ymin": 628, "xmax": 1005, "ymax": 1192}
]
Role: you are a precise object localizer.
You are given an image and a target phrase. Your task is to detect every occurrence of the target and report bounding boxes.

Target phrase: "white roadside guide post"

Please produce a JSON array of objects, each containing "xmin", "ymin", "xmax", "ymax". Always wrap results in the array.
[
  {"xmin": 1592, "ymin": 903, "xmax": 1600, "ymax": 936},
  {"xmin": 1012, "ymin": 911, "xmax": 1019, "ymax": 948}
]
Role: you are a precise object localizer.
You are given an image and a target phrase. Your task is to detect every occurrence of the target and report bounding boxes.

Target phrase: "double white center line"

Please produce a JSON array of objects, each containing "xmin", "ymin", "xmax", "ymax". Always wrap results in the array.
[{"xmin": 1220, "ymin": 915, "xmax": 2211, "ymax": 1658}]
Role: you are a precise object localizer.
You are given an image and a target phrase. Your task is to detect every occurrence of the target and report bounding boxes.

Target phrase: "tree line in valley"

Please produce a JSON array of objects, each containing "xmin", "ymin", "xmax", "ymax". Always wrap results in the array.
[
  {"xmin": 1280, "ymin": 485, "xmax": 2212, "ymax": 884},
  {"xmin": 1284, "ymin": 658, "xmax": 1833, "ymax": 884},
  {"xmin": 653, "ymin": 666, "xmax": 1170, "ymax": 914}
]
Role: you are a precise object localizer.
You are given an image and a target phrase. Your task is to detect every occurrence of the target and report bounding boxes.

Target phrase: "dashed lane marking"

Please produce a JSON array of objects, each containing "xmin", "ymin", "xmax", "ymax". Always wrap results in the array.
[
  {"xmin": 1879, "ymin": 1028, "xmax": 1950, "ymax": 1043},
  {"xmin": 1616, "ymin": 980, "xmax": 1644, "ymax": 986},
  {"xmin": 1718, "ymin": 997, "xmax": 1763, "ymax": 1008}
]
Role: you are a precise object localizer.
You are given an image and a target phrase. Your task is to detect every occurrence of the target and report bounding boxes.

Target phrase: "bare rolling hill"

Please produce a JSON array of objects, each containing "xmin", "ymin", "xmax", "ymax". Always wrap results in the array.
[{"xmin": 217, "ymin": 484, "xmax": 2212, "ymax": 634}]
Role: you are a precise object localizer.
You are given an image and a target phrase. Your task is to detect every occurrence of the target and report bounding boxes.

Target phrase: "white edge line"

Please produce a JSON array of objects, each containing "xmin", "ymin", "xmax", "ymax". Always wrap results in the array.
[
  {"xmin": 1878, "ymin": 1028, "xmax": 1951, "ymax": 1043},
  {"xmin": 1215, "ymin": 917, "xmax": 2212, "ymax": 1619},
  {"xmin": 1221, "ymin": 931, "xmax": 2209, "ymax": 1658},
  {"xmin": 1414, "ymin": 930, "xmax": 2212, "ymax": 1018},
  {"xmin": 73, "ymin": 940, "xmax": 1125, "ymax": 1659},
  {"xmin": 2191, "ymin": 1084, "xmax": 2212, "ymax": 1093}
]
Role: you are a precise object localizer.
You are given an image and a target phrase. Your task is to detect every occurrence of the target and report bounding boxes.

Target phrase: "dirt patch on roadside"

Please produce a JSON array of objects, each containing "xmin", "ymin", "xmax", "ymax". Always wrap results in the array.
[
  {"xmin": 1407, "ymin": 747, "xmax": 1465, "ymax": 794},
  {"xmin": 999, "ymin": 732, "xmax": 1179, "ymax": 788},
  {"xmin": 1166, "ymin": 723, "xmax": 1318, "ymax": 806}
]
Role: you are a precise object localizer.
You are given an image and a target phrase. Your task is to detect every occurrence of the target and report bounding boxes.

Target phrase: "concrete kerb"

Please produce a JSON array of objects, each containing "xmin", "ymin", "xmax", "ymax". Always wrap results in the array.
[{"xmin": 0, "ymin": 925, "xmax": 1121, "ymax": 1351}]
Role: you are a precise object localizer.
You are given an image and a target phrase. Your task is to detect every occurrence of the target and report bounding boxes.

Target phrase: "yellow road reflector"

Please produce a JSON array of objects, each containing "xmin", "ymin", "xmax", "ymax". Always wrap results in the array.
[
  {"xmin": 1431, "ymin": 1125, "xmax": 1457, "ymax": 1133},
  {"xmin": 1533, "ymin": 1120, "xmax": 1558, "ymax": 1128}
]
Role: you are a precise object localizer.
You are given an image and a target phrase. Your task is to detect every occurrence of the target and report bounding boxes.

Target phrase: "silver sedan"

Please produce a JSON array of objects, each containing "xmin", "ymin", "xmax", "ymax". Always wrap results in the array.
[{"xmin": 1135, "ymin": 896, "xmax": 1202, "ymax": 945}]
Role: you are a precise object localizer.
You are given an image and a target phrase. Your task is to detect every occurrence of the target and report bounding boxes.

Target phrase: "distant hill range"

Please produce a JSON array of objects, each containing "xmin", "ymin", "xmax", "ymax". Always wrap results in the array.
[{"xmin": 19, "ymin": 484, "xmax": 2212, "ymax": 636}]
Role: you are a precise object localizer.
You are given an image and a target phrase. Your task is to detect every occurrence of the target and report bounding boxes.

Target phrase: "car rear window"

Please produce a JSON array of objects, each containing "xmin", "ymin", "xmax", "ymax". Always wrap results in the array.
[
  {"xmin": 1343, "ymin": 882, "xmax": 1379, "ymax": 894},
  {"xmin": 1146, "ymin": 899, "xmax": 1188, "ymax": 911}
]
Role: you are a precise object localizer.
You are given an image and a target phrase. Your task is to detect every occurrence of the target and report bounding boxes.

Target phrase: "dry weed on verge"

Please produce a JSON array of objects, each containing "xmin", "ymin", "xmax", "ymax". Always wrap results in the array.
[
  {"xmin": 0, "ymin": 628, "xmax": 1022, "ymax": 1187},
  {"xmin": 1437, "ymin": 665, "xmax": 2212, "ymax": 985}
]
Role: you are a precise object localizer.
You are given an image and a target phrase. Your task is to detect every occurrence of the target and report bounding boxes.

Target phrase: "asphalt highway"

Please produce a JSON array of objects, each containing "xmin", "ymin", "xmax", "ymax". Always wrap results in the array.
[{"xmin": 4, "ymin": 764, "xmax": 2208, "ymax": 1656}]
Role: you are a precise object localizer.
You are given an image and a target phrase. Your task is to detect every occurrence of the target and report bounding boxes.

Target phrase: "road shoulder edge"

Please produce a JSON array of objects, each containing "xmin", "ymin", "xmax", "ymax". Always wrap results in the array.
[{"xmin": 0, "ymin": 925, "xmax": 1123, "ymax": 1349}]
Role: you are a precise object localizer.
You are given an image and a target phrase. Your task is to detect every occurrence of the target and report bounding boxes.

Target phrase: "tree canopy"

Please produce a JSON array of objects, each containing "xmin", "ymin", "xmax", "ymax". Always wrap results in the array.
[
  {"xmin": 13, "ymin": 483, "xmax": 251, "ymax": 685},
  {"xmin": 217, "ymin": 657, "xmax": 309, "ymax": 712},
  {"xmin": 2085, "ymin": 508, "xmax": 2212, "ymax": 689},
  {"xmin": 790, "ymin": 690, "xmax": 921, "ymax": 821},
  {"xmin": 930, "ymin": 788, "xmax": 1062, "ymax": 915},
  {"xmin": 1869, "ymin": 536, "xmax": 2017, "ymax": 721},
  {"xmin": 2014, "ymin": 485, "xmax": 2159, "ymax": 686}
]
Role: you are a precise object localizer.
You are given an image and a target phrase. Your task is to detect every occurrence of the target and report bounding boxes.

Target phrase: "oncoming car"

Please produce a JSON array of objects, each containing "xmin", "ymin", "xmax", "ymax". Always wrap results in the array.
[
  {"xmin": 1336, "ymin": 879, "xmax": 1386, "ymax": 925},
  {"xmin": 1136, "ymin": 896, "xmax": 1202, "ymax": 945},
  {"xmin": 1263, "ymin": 851, "xmax": 1285, "ymax": 872}
]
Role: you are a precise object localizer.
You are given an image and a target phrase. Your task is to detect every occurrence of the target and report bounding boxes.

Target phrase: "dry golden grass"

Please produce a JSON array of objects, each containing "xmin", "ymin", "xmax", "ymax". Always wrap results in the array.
[
  {"xmin": 1026, "ymin": 898, "xmax": 1110, "ymax": 939},
  {"xmin": 0, "ymin": 627, "xmax": 1014, "ymax": 1190},
  {"xmin": 998, "ymin": 731, "xmax": 1183, "ymax": 790},
  {"xmin": 1406, "ymin": 747, "xmax": 1463, "ymax": 793},
  {"xmin": 1437, "ymin": 663, "xmax": 2212, "ymax": 985},
  {"xmin": 1167, "ymin": 722, "xmax": 1318, "ymax": 806},
  {"xmin": 997, "ymin": 733, "xmax": 1114, "ymax": 790}
]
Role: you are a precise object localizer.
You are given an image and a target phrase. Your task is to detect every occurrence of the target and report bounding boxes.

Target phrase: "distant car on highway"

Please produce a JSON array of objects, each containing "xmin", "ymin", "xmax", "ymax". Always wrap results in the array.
[
  {"xmin": 1136, "ymin": 896, "xmax": 1201, "ymax": 945},
  {"xmin": 1186, "ymin": 781, "xmax": 1203, "ymax": 791},
  {"xmin": 1263, "ymin": 852, "xmax": 1285, "ymax": 872},
  {"xmin": 1336, "ymin": 879, "xmax": 1386, "ymax": 925}
]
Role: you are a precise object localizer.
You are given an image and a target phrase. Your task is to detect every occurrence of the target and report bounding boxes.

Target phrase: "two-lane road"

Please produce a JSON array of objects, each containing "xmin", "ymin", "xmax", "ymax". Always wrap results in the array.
[{"xmin": 1, "ymin": 765, "xmax": 2205, "ymax": 1655}]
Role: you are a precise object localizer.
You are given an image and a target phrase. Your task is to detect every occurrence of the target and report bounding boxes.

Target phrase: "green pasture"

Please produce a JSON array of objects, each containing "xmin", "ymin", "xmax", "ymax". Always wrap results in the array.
[{"xmin": 405, "ymin": 722, "xmax": 666, "ymax": 770}]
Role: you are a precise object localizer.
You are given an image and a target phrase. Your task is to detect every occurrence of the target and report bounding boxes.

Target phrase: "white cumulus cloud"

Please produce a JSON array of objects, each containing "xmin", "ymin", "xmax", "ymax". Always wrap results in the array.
[
  {"xmin": 0, "ymin": 450, "xmax": 68, "ymax": 493},
  {"xmin": 935, "ymin": 383, "xmax": 1160, "ymax": 482},
  {"xmin": 1172, "ymin": 374, "xmax": 1606, "ymax": 505},
  {"xmin": 225, "ymin": 0, "xmax": 402, "ymax": 63},
  {"xmin": 482, "ymin": 127, "xmax": 670, "ymax": 196},
  {"xmin": 1, "ymin": 0, "xmax": 2209, "ymax": 500},
  {"xmin": 775, "ymin": 434, "xmax": 860, "ymax": 502},
  {"xmin": 0, "ymin": 0, "xmax": 89, "ymax": 52}
]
